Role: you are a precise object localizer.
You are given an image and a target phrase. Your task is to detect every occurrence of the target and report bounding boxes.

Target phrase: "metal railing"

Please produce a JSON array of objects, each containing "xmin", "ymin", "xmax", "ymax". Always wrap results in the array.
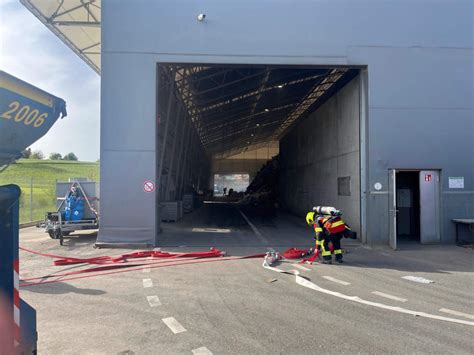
[{"xmin": 0, "ymin": 178, "xmax": 58, "ymax": 224}]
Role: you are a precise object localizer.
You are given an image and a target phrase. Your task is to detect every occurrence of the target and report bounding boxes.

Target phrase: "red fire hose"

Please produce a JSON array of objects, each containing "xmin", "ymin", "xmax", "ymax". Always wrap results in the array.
[{"xmin": 19, "ymin": 246, "xmax": 265, "ymax": 287}]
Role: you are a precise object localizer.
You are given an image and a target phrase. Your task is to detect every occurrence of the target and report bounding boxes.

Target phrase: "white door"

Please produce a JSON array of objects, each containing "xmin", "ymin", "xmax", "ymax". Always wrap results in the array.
[
  {"xmin": 419, "ymin": 170, "xmax": 440, "ymax": 244},
  {"xmin": 388, "ymin": 169, "xmax": 397, "ymax": 249}
]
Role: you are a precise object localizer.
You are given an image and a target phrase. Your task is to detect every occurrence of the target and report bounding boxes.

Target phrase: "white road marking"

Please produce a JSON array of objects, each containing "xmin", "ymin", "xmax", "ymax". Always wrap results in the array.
[
  {"xmin": 371, "ymin": 291, "xmax": 407, "ymax": 302},
  {"xmin": 162, "ymin": 317, "xmax": 187, "ymax": 334},
  {"xmin": 192, "ymin": 347, "xmax": 213, "ymax": 355},
  {"xmin": 142, "ymin": 279, "xmax": 153, "ymax": 288},
  {"xmin": 147, "ymin": 295, "xmax": 162, "ymax": 307},
  {"xmin": 262, "ymin": 264, "xmax": 474, "ymax": 326},
  {"xmin": 323, "ymin": 276, "xmax": 351, "ymax": 285},
  {"xmin": 402, "ymin": 276, "xmax": 434, "ymax": 284},
  {"xmin": 142, "ymin": 268, "xmax": 151, "ymax": 273},
  {"xmin": 293, "ymin": 264, "xmax": 311, "ymax": 271},
  {"xmin": 439, "ymin": 308, "xmax": 474, "ymax": 320},
  {"xmin": 192, "ymin": 227, "xmax": 230, "ymax": 233},
  {"xmin": 237, "ymin": 208, "xmax": 270, "ymax": 244}
]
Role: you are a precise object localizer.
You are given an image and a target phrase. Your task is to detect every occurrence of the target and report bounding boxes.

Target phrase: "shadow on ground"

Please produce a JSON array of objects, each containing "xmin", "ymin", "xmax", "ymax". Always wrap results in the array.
[
  {"xmin": 21, "ymin": 281, "xmax": 106, "ymax": 295},
  {"xmin": 62, "ymin": 231, "xmax": 98, "ymax": 249}
]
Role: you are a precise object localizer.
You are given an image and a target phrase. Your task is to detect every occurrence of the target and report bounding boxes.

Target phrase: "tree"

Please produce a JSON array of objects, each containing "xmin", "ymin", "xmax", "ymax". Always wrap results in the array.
[
  {"xmin": 63, "ymin": 152, "xmax": 78, "ymax": 161},
  {"xmin": 31, "ymin": 150, "xmax": 44, "ymax": 160},
  {"xmin": 49, "ymin": 152, "xmax": 62, "ymax": 160},
  {"xmin": 21, "ymin": 148, "xmax": 32, "ymax": 159}
]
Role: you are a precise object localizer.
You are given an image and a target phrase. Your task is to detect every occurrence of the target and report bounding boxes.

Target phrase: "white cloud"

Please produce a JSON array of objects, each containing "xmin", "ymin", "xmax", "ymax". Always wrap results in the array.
[{"xmin": 0, "ymin": 0, "xmax": 100, "ymax": 161}]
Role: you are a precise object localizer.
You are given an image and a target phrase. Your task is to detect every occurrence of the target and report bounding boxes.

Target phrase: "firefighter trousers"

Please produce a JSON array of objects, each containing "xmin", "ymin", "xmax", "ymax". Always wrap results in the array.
[{"xmin": 321, "ymin": 233, "xmax": 343, "ymax": 261}]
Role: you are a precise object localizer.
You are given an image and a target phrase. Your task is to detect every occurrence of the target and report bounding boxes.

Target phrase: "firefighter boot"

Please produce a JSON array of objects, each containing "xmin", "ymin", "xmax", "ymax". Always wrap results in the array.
[
  {"xmin": 322, "ymin": 255, "xmax": 332, "ymax": 264},
  {"xmin": 321, "ymin": 239, "xmax": 332, "ymax": 264},
  {"xmin": 334, "ymin": 250, "xmax": 343, "ymax": 263}
]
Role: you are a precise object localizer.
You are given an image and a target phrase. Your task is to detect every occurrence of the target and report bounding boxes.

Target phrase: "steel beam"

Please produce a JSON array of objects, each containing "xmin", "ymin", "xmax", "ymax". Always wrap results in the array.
[
  {"xmin": 196, "ymin": 71, "xmax": 328, "ymax": 113},
  {"xmin": 177, "ymin": 120, "xmax": 192, "ymax": 198},
  {"xmin": 51, "ymin": 20, "xmax": 100, "ymax": 27},
  {"xmin": 174, "ymin": 111, "xmax": 189, "ymax": 200},
  {"xmin": 49, "ymin": 0, "xmax": 96, "ymax": 20},
  {"xmin": 157, "ymin": 74, "xmax": 175, "ymax": 201},
  {"xmin": 164, "ymin": 104, "xmax": 182, "ymax": 199},
  {"xmin": 190, "ymin": 69, "xmax": 266, "ymax": 98}
]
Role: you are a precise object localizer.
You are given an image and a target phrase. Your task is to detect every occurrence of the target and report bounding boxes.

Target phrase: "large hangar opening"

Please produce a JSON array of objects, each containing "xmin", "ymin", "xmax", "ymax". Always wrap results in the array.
[{"xmin": 156, "ymin": 64, "xmax": 363, "ymax": 244}]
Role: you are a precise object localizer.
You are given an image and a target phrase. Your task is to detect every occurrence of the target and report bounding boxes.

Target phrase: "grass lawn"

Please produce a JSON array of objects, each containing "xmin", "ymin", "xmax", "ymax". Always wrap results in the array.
[{"xmin": 0, "ymin": 159, "xmax": 99, "ymax": 223}]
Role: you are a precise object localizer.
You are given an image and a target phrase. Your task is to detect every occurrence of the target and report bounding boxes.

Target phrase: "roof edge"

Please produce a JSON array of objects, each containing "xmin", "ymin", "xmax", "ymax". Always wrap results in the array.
[{"xmin": 19, "ymin": 0, "xmax": 101, "ymax": 75}]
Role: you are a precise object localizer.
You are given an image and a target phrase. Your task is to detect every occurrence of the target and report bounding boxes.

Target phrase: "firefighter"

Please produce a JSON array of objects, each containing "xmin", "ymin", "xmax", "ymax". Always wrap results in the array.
[
  {"xmin": 307, "ymin": 206, "xmax": 356, "ymax": 264},
  {"xmin": 318, "ymin": 209, "xmax": 346, "ymax": 264},
  {"xmin": 305, "ymin": 210, "xmax": 325, "ymax": 255}
]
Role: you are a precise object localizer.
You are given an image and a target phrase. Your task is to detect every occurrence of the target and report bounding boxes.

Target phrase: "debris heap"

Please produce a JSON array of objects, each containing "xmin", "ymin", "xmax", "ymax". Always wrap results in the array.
[{"xmin": 239, "ymin": 155, "xmax": 279, "ymax": 219}]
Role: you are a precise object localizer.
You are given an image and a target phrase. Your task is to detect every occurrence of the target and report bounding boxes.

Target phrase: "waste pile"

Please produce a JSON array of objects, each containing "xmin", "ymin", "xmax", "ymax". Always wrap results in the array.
[{"xmin": 239, "ymin": 155, "xmax": 279, "ymax": 219}]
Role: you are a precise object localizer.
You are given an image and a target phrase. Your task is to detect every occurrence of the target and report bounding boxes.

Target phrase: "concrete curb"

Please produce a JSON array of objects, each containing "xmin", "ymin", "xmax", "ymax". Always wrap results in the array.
[{"xmin": 19, "ymin": 221, "xmax": 41, "ymax": 229}]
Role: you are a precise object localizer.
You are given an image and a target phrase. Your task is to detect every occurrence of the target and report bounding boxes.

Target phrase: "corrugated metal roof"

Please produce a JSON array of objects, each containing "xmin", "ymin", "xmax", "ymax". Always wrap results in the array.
[
  {"xmin": 21, "ymin": 0, "xmax": 101, "ymax": 74},
  {"xmin": 159, "ymin": 65, "xmax": 358, "ymax": 157}
]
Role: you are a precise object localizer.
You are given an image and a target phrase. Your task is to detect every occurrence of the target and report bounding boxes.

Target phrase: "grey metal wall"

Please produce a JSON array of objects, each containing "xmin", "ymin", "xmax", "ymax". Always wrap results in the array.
[
  {"xmin": 280, "ymin": 77, "xmax": 361, "ymax": 235},
  {"xmin": 100, "ymin": 0, "xmax": 473, "ymax": 245}
]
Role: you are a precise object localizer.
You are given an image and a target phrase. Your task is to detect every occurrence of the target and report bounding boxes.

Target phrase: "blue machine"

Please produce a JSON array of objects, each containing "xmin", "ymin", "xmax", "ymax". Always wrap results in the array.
[{"xmin": 64, "ymin": 189, "xmax": 85, "ymax": 222}]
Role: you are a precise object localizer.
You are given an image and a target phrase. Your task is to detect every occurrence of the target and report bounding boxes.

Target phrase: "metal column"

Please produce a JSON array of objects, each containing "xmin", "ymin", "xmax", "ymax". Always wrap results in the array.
[
  {"xmin": 157, "ymin": 74, "xmax": 175, "ymax": 202},
  {"xmin": 164, "ymin": 104, "xmax": 183, "ymax": 200}
]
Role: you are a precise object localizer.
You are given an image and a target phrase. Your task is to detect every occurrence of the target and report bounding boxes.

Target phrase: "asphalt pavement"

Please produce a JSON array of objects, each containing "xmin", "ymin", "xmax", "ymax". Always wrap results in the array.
[{"xmin": 19, "ymin": 203, "xmax": 474, "ymax": 354}]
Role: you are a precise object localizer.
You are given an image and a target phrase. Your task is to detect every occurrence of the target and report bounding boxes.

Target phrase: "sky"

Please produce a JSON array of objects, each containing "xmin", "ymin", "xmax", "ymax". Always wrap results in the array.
[{"xmin": 0, "ymin": 0, "xmax": 100, "ymax": 161}]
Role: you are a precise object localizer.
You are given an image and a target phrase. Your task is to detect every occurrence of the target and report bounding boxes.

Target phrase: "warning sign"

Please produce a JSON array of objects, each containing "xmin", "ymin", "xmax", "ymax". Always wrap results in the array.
[
  {"xmin": 143, "ymin": 180, "xmax": 155, "ymax": 193},
  {"xmin": 424, "ymin": 174, "xmax": 432, "ymax": 182},
  {"xmin": 449, "ymin": 177, "xmax": 464, "ymax": 189}
]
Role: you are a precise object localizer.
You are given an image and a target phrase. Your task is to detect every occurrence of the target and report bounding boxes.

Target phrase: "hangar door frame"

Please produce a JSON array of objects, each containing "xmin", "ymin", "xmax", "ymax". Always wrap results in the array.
[{"xmin": 156, "ymin": 63, "xmax": 370, "ymax": 244}]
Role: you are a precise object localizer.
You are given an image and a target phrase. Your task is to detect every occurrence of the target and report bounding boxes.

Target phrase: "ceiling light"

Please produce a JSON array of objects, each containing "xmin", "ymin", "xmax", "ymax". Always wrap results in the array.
[
  {"xmin": 277, "ymin": 85, "xmax": 283, "ymax": 88},
  {"xmin": 251, "ymin": 134, "xmax": 254, "ymax": 137},
  {"xmin": 264, "ymin": 108, "xmax": 269, "ymax": 112},
  {"xmin": 256, "ymin": 123, "xmax": 260, "ymax": 127},
  {"xmin": 247, "ymin": 141, "xmax": 250, "ymax": 144}
]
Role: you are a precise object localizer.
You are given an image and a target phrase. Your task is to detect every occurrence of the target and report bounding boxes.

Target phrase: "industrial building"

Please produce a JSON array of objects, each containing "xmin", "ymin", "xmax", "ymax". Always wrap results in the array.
[{"xmin": 22, "ymin": 0, "xmax": 473, "ymax": 248}]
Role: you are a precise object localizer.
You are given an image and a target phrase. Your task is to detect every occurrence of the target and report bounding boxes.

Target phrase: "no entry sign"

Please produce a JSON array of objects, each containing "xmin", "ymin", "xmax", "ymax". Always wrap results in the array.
[{"xmin": 143, "ymin": 180, "xmax": 155, "ymax": 193}]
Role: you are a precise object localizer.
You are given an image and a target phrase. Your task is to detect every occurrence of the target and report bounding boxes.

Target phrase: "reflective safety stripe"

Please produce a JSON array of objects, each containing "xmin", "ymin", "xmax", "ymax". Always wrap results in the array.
[
  {"xmin": 334, "ymin": 249, "xmax": 343, "ymax": 255},
  {"xmin": 320, "ymin": 239, "xmax": 331, "ymax": 256},
  {"xmin": 314, "ymin": 226, "xmax": 322, "ymax": 232},
  {"xmin": 332, "ymin": 221, "xmax": 345, "ymax": 228}
]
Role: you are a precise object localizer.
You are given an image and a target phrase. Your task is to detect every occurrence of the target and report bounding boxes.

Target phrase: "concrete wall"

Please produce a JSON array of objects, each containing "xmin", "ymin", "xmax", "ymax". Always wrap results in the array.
[
  {"xmin": 100, "ymin": 0, "xmax": 473, "ymax": 245},
  {"xmin": 280, "ymin": 77, "xmax": 360, "ymax": 235}
]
